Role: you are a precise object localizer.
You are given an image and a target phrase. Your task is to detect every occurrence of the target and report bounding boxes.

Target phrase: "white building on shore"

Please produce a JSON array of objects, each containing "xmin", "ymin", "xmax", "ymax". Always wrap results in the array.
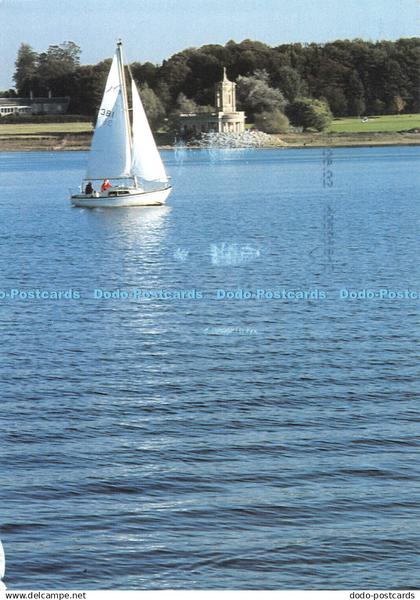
[
  {"xmin": 179, "ymin": 68, "xmax": 245, "ymax": 136},
  {"xmin": 0, "ymin": 93, "xmax": 70, "ymax": 117}
]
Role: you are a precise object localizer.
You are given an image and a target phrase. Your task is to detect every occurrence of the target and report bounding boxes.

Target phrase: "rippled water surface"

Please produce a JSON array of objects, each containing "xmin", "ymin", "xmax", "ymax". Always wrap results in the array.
[{"xmin": 0, "ymin": 147, "xmax": 419, "ymax": 589}]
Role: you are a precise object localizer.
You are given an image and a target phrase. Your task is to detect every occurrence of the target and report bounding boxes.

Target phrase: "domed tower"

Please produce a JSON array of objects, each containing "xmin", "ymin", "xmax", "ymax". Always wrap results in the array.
[
  {"xmin": 178, "ymin": 66, "xmax": 245, "ymax": 136},
  {"xmin": 215, "ymin": 67, "xmax": 237, "ymax": 113},
  {"xmin": 213, "ymin": 67, "xmax": 245, "ymax": 133}
]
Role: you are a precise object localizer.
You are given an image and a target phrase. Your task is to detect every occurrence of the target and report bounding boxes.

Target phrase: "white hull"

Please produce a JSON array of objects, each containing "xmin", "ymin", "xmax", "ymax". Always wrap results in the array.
[{"xmin": 71, "ymin": 186, "xmax": 171, "ymax": 208}]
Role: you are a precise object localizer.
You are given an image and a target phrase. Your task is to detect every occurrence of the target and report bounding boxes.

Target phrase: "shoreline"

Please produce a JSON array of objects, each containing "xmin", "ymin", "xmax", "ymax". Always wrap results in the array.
[{"xmin": 0, "ymin": 131, "xmax": 419, "ymax": 152}]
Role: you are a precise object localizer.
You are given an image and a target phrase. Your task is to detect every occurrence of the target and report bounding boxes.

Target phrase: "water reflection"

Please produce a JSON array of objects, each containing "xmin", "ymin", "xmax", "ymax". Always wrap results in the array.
[
  {"xmin": 82, "ymin": 205, "xmax": 170, "ymax": 246},
  {"xmin": 83, "ymin": 204, "xmax": 171, "ymax": 230},
  {"xmin": 79, "ymin": 204, "xmax": 174, "ymax": 340},
  {"xmin": 76, "ymin": 205, "xmax": 172, "ymax": 285}
]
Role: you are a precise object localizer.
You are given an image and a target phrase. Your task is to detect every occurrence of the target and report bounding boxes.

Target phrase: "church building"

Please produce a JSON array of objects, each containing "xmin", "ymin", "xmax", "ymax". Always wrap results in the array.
[{"xmin": 179, "ymin": 68, "xmax": 245, "ymax": 136}]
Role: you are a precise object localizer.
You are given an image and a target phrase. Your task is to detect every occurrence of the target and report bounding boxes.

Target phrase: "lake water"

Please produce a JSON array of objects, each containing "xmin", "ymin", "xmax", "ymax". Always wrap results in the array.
[{"xmin": 0, "ymin": 146, "xmax": 419, "ymax": 590}]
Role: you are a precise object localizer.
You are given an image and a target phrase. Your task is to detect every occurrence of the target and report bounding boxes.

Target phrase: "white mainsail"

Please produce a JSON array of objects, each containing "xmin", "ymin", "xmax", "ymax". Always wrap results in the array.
[
  {"xmin": 131, "ymin": 79, "xmax": 168, "ymax": 183},
  {"xmin": 85, "ymin": 54, "xmax": 132, "ymax": 180}
]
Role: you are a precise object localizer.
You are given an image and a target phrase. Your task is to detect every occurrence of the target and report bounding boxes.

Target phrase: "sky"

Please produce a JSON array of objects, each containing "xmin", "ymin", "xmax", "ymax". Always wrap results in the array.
[{"xmin": 0, "ymin": 0, "xmax": 419, "ymax": 89}]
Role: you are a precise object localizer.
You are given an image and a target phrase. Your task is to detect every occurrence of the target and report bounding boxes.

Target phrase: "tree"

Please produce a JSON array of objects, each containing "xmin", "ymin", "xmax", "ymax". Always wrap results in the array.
[
  {"xmin": 176, "ymin": 92, "xmax": 198, "ymax": 113},
  {"xmin": 234, "ymin": 50, "xmax": 257, "ymax": 75},
  {"xmin": 394, "ymin": 38, "xmax": 420, "ymax": 112},
  {"xmin": 323, "ymin": 86, "xmax": 348, "ymax": 116},
  {"xmin": 372, "ymin": 98, "xmax": 386, "ymax": 115},
  {"xmin": 172, "ymin": 50, "xmax": 220, "ymax": 106},
  {"xmin": 237, "ymin": 69, "xmax": 286, "ymax": 118},
  {"xmin": 381, "ymin": 58, "xmax": 409, "ymax": 114},
  {"xmin": 227, "ymin": 39, "xmax": 273, "ymax": 79},
  {"xmin": 139, "ymin": 83, "xmax": 165, "ymax": 129},
  {"xmin": 68, "ymin": 60, "xmax": 111, "ymax": 115},
  {"xmin": 14, "ymin": 43, "xmax": 39, "ymax": 96},
  {"xmin": 37, "ymin": 41, "xmax": 81, "ymax": 93},
  {"xmin": 173, "ymin": 92, "xmax": 212, "ymax": 114},
  {"xmin": 271, "ymin": 65, "xmax": 303, "ymax": 102},
  {"xmin": 389, "ymin": 94, "xmax": 406, "ymax": 114},
  {"xmin": 346, "ymin": 71, "xmax": 366, "ymax": 116},
  {"xmin": 159, "ymin": 52, "xmax": 191, "ymax": 105},
  {"xmin": 286, "ymin": 97, "xmax": 333, "ymax": 131},
  {"xmin": 255, "ymin": 109, "xmax": 289, "ymax": 133},
  {"xmin": 130, "ymin": 61, "xmax": 159, "ymax": 88},
  {"xmin": 0, "ymin": 89, "xmax": 17, "ymax": 98}
]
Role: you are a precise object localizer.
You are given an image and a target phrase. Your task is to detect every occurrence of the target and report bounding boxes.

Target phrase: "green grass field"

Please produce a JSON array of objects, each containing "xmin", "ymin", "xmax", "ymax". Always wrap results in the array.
[
  {"xmin": 328, "ymin": 114, "xmax": 420, "ymax": 133},
  {"xmin": 1, "ymin": 114, "xmax": 419, "ymax": 138},
  {"xmin": 0, "ymin": 122, "xmax": 93, "ymax": 135}
]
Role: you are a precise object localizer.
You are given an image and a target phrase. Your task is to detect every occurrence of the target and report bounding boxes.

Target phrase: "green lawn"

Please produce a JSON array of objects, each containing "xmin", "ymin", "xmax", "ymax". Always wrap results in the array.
[
  {"xmin": 328, "ymin": 114, "xmax": 420, "ymax": 133},
  {"xmin": 1, "ymin": 115, "xmax": 420, "ymax": 136},
  {"xmin": 0, "ymin": 122, "xmax": 93, "ymax": 135}
]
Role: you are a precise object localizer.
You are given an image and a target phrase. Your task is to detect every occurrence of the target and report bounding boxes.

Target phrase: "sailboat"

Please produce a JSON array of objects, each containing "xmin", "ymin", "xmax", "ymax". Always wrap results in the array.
[{"xmin": 70, "ymin": 41, "xmax": 171, "ymax": 208}]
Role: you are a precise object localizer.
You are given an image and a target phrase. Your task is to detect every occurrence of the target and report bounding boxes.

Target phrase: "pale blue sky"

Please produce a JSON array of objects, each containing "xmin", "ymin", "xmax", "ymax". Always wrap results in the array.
[{"xmin": 0, "ymin": 0, "xmax": 418, "ymax": 89}]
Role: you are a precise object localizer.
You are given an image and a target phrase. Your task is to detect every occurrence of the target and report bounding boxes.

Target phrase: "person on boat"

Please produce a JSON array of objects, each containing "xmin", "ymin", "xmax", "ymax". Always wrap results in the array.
[
  {"xmin": 85, "ymin": 181, "xmax": 94, "ymax": 195},
  {"xmin": 101, "ymin": 179, "xmax": 111, "ymax": 192}
]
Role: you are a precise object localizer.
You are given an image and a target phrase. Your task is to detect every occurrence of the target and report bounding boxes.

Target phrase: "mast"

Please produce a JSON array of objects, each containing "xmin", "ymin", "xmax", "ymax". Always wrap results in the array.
[{"xmin": 116, "ymin": 40, "xmax": 133, "ymax": 170}]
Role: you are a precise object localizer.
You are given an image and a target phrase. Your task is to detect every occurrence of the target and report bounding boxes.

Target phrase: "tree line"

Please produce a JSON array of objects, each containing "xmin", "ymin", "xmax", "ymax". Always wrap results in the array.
[{"xmin": 5, "ymin": 37, "xmax": 420, "ymax": 132}]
